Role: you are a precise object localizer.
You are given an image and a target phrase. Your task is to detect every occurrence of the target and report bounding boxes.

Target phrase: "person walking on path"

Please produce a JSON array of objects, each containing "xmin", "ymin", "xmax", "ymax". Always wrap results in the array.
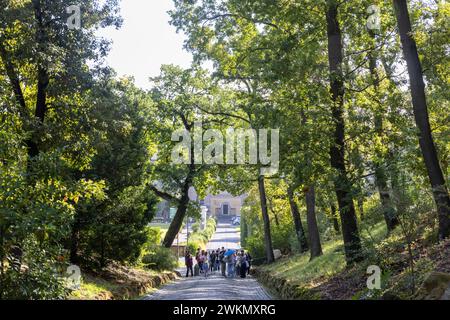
[
  {"xmin": 219, "ymin": 247, "xmax": 226, "ymax": 277},
  {"xmin": 185, "ymin": 251, "xmax": 194, "ymax": 277},
  {"xmin": 227, "ymin": 253, "xmax": 236, "ymax": 278},
  {"xmin": 209, "ymin": 250, "xmax": 216, "ymax": 273},
  {"xmin": 215, "ymin": 249, "xmax": 220, "ymax": 271},
  {"xmin": 202, "ymin": 251, "xmax": 209, "ymax": 278},
  {"xmin": 245, "ymin": 252, "xmax": 252, "ymax": 275},
  {"xmin": 240, "ymin": 250, "xmax": 248, "ymax": 278},
  {"xmin": 196, "ymin": 248, "xmax": 203, "ymax": 274},
  {"xmin": 235, "ymin": 252, "xmax": 241, "ymax": 278}
]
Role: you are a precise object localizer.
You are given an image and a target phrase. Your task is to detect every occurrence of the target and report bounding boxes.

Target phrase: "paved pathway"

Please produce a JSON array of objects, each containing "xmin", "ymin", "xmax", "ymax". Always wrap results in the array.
[
  {"xmin": 144, "ymin": 220, "xmax": 272, "ymax": 300},
  {"xmin": 206, "ymin": 221, "xmax": 241, "ymax": 250}
]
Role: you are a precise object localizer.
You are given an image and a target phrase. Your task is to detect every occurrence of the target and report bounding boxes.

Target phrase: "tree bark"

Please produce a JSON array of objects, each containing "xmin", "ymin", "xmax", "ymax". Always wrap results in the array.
[
  {"xmin": 0, "ymin": 43, "xmax": 27, "ymax": 117},
  {"xmin": 305, "ymin": 186, "xmax": 322, "ymax": 259},
  {"xmin": 393, "ymin": 0, "xmax": 450, "ymax": 240},
  {"xmin": 357, "ymin": 197, "xmax": 364, "ymax": 220},
  {"xmin": 0, "ymin": 42, "xmax": 40, "ymax": 163},
  {"xmin": 287, "ymin": 188, "xmax": 309, "ymax": 253},
  {"xmin": 331, "ymin": 204, "xmax": 340, "ymax": 233},
  {"xmin": 258, "ymin": 175, "xmax": 275, "ymax": 263},
  {"xmin": 326, "ymin": 0, "xmax": 362, "ymax": 263},
  {"xmin": 162, "ymin": 180, "xmax": 191, "ymax": 248},
  {"xmin": 368, "ymin": 31, "xmax": 400, "ymax": 232}
]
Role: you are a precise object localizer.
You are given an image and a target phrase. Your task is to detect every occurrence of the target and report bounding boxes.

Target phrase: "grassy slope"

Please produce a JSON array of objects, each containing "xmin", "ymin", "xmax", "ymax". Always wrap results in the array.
[
  {"xmin": 69, "ymin": 265, "xmax": 175, "ymax": 300},
  {"xmin": 260, "ymin": 221, "xmax": 388, "ymax": 288},
  {"xmin": 258, "ymin": 217, "xmax": 450, "ymax": 299}
]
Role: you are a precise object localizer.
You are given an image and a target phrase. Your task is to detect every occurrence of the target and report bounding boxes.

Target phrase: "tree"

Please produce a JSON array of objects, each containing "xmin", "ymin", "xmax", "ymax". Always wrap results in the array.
[
  {"xmin": 367, "ymin": 29, "xmax": 400, "ymax": 232},
  {"xmin": 325, "ymin": 0, "xmax": 362, "ymax": 263},
  {"xmin": 148, "ymin": 65, "xmax": 216, "ymax": 248},
  {"xmin": 69, "ymin": 78, "xmax": 157, "ymax": 266},
  {"xmin": 287, "ymin": 186, "xmax": 308, "ymax": 253},
  {"xmin": 305, "ymin": 185, "xmax": 323, "ymax": 259},
  {"xmin": 393, "ymin": 0, "xmax": 450, "ymax": 240}
]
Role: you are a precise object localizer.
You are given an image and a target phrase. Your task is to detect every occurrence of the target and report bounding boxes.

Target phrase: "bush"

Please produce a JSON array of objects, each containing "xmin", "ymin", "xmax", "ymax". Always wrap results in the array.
[
  {"xmin": 185, "ymin": 218, "xmax": 217, "ymax": 252},
  {"xmin": 147, "ymin": 227, "xmax": 162, "ymax": 245},
  {"xmin": 191, "ymin": 223, "xmax": 200, "ymax": 233},
  {"xmin": 271, "ymin": 223, "xmax": 294, "ymax": 254},
  {"xmin": 0, "ymin": 236, "xmax": 69, "ymax": 299},
  {"xmin": 186, "ymin": 240, "xmax": 204, "ymax": 255},
  {"xmin": 142, "ymin": 246, "xmax": 178, "ymax": 271},
  {"xmin": 245, "ymin": 235, "xmax": 266, "ymax": 262}
]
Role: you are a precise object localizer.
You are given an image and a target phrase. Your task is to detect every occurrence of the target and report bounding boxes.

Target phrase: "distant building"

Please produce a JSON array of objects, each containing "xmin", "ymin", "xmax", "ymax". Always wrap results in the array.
[
  {"xmin": 203, "ymin": 192, "xmax": 246, "ymax": 219},
  {"xmin": 153, "ymin": 190, "xmax": 246, "ymax": 222}
]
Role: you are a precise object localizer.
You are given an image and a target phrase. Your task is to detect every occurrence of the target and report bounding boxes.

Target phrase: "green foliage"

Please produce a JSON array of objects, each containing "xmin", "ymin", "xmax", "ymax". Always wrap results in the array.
[
  {"xmin": 186, "ymin": 218, "xmax": 216, "ymax": 252},
  {"xmin": 1, "ymin": 0, "xmax": 449, "ymax": 300},
  {"xmin": 0, "ymin": 235, "xmax": 69, "ymax": 300},
  {"xmin": 191, "ymin": 223, "xmax": 200, "ymax": 234},
  {"xmin": 147, "ymin": 227, "xmax": 163, "ymax": 246},
  {"xmin": 142, "ymin": 246, "xmax": 178, "ymax": 271},
  {"xmin": 186, "ymin": 240, "xmax": 204, "ymax": 255},
  {"xmin": 245, "ymin": 235, "xmax": 266, "ymax": 263}
]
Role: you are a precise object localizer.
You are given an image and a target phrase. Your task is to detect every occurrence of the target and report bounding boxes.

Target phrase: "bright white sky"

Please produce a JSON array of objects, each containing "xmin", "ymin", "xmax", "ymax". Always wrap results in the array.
[{"xmin": 97, "ymin": 0, "xmax": 193, "ymax": 90}]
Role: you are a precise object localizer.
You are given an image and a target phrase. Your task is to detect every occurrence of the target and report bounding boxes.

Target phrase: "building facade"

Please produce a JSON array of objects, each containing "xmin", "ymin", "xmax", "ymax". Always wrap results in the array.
[
  {"xmin": 153, "ymin": 190, "xmax": 246, "ymax": 222},
  {"xmin": 203, "ymin": 192, "xmax": 246, "ymax": 219}
]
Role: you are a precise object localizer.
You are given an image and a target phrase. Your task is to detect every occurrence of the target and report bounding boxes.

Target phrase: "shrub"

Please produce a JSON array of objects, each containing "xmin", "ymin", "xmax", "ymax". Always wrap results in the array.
[
  {"xmin": 186, "ymin": 240, "xmax": 204, "ymax": 255},
  {"xmin": 245, "ymin": 235, "xmax": 266, "ymax": 262},
  {"xmin": 142, "ymin": 246, "xmax": 178, "ymax": 271},
  {"xmin": 186, "ymin": 218, "xmax": 217, "ymax": 252},
  {"xmin": 147, "ymin": 227, "xmax": 162, "ymax": 245},
  {"xmin": 191, "ymin": 223, "xmax": 200, "ymax": 233}
]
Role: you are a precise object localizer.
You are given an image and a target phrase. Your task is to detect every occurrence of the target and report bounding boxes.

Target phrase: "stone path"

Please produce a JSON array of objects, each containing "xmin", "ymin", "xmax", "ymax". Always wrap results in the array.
[
  {"xmin": 144, "ymin": 220, "xmax": 273, "ymax": 300},
  {"xmin": 206, "ymin": 220, "xmax": 241, "ymax": 250},
  {"xmin": 144, "ymin": 273, "xmax": 272, "ymax": 300}
]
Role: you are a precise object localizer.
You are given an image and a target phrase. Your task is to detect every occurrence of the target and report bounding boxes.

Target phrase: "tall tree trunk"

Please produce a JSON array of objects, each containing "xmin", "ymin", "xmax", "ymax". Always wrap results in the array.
[
  {"xmin": 326, "ymin": 0, "xmax": 362, "ymax": 263},
  {"xmin": 0, "ymin": 43, "xmax": 27, "ymax": 117},
  {"xmin": 0, "ymin": 42, "xmax": 39, "ymax": 166},
  {"xmin": 393, "ymin": 0, "xmax": 450, "ymax": 240},
  {"xmin": 21, "ymin": 0, "xmax": 49, "ymax": 168},
  {"xmin": 331, "ymin": 204, "xmax": 340, "ymax": 233},
  {"xmin": 69, "ymin": 217, "xmax": 81, "ymax": 264},
  {"xmin": 305, "ymin": 186, "xmax": 322, "ymax": 259},
  {"xmin": 357, "ymin": 197, "xmax": 364, "ymax": 220},
  {"xmin": 368, "ymin": 31, "xmax": 400, "ymax": 232},
  {"xmin": 162, "ymin": 181, "xmax": 191, "ymax": 248},
  {"xmin": 0, "ymin": 226, "xmax": 3, "ymax": 299},
  {"xmin": 287, "ymin": 187, "xmax": 309, "ymax": 253},
  {"xmin": 258, "ymin": 175, "xmax": 275, "ymax": 263}
]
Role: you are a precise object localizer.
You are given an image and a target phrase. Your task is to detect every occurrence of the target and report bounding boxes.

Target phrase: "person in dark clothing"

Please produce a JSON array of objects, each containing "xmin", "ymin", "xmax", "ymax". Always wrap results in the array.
[
  {"xmin": 219, "ymin": 247, "xmax": 226, "ymax": 277},
  {"xmin": 215, "ymin": 249, "xmax": 220, "ymax": 271},
  {"xmin": 245, "ymin": 252, "xmax": 252, "ymax": 275},
  {"xmin": 209, "ymin": 251, "xmax": 216, "ymax": 272},
  {"xmin": 185, "ymin": 251, "xmax": 194, "ymax": 277},
  {"xmin": 240, "ymin": 250, "xmax": 248, "ymax": 278}
]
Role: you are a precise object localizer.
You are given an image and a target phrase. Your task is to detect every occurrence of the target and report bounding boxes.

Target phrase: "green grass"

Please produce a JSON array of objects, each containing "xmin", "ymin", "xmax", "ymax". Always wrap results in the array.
[
  {"xmin": 69, "ymin": 274, "xmax": 121, "ymax": 300},
  {"xmin": 69, "ymin": 267, "xmax": 164, "ymax": 300},
  {"xmin": 261, "ymin": 237, "xmax": 346, "ymax": 287},
  {"xmin": 260, "ymin": 221, "xmax": 388, "ymax": 288}
]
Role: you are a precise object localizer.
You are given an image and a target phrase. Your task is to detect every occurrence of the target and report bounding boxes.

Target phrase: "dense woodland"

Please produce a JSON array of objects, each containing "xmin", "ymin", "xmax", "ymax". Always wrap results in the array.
[{"xmin": 0, "ymin": 0, "xmax": 449, "ymax": 299}]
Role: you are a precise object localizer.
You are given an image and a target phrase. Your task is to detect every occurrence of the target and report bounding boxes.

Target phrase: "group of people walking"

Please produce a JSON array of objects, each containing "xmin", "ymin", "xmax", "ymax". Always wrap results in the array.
[{"xmin": 184, "ymin": 247, "xmax": 252, "ymax": 279}]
